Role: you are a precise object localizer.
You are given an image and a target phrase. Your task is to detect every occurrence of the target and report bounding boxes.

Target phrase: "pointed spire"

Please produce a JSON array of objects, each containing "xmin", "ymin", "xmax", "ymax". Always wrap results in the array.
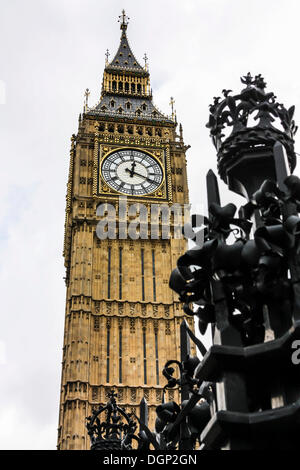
[
  {"xmin": 106, "ymin": 10, "xmax": 144, "ymax": 71},
  {"xmin": 89, "ymin": 12, "xmax": 174, "ymax": 124}
]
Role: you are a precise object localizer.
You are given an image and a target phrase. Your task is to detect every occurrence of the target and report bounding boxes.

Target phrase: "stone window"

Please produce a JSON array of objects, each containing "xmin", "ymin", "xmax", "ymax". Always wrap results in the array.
[{"xmin": 94, "ymin": 317, "xmax": 99, "ymax": 331}]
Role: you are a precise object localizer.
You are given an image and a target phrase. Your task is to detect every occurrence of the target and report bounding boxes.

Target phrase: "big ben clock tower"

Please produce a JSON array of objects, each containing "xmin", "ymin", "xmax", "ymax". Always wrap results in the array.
[{"xmin": 58, "ymin": 11, "xmax": 194, "ymax": 450}]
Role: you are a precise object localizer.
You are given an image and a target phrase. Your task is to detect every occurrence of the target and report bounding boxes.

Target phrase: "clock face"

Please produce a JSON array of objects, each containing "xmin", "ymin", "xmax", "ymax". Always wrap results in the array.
[{"xmin": 101, "ymin": 149, "xmax": 164, "ymax": 196}]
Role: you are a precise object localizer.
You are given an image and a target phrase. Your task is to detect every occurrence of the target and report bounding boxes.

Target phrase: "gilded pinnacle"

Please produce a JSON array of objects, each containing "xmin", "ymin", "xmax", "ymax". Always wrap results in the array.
[{"xmin": 118, "ymin": 9, "xmax": 130, "ymax": 31}]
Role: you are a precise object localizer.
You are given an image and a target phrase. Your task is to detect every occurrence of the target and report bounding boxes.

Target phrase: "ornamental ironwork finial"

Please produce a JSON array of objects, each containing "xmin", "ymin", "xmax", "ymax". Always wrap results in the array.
[
  {"xmin": 118, "ymin": 9, "xmax": 130, "ymax": 31},
  {"xmin": 86, "ymin": 389, "xmax": 138, "ymax": 450},
  {"xmin": 206, "ymin": 73, "xmax": 297, "ymax": 198}
]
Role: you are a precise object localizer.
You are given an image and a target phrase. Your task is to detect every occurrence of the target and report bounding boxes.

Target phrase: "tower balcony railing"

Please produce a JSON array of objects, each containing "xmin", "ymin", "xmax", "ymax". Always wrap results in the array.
[
  {"xmin": 87, "ymin": 107, "xmax": 174, "ymax": 123},
  {"xmin": 105, "ymin": 64, "xmax": 150, "ymax": 76}
]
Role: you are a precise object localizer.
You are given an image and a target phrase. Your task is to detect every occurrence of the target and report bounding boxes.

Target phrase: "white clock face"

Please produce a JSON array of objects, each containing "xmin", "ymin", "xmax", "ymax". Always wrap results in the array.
[{"xmin": 101, "ymin": 149, "xmax": 164, "ymax": 196}]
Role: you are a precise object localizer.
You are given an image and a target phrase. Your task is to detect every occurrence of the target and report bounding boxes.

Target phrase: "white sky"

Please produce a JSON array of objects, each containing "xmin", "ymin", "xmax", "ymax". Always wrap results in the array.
[{"xmin": 1, "ymin": 0, "xmax": 300, "ymax": 449}]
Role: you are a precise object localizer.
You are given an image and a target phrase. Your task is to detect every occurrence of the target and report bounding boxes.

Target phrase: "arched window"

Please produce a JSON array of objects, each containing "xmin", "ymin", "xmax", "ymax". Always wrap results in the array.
[
  {"xmin": 131, "ymin": 83, "xmax": 135, "ymax": 93},
  {"xmin": 118, "ymin": 81, "xmax": 123, "ymax": 91},
  {"xmin": 125, "ymin": 82, "xmax": 129, "ymax": 92},
  {"xmin": 137, "ymin": 84, "xmax": 141, "ymax": 93},
  {"xmin": 112, "ymin": 81, "xmax": 117, "ymax": 91}
]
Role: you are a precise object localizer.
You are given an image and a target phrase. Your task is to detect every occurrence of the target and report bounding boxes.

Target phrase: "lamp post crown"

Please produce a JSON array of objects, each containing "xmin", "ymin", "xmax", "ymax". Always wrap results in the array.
[{"xmin": 206, "ymin": 74, "xmax": 298, "ymax": 196}]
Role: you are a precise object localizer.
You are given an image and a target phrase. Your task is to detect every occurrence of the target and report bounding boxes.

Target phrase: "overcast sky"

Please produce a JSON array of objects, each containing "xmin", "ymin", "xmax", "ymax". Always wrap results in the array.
[{"xmin": 1, "ymin": 0, "xmax": 300, "ymax": 449}]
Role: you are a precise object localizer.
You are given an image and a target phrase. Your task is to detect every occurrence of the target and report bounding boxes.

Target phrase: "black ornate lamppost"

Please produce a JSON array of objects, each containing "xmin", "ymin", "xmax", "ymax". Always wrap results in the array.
[{"xmin": 168, "ymin": 73, "xmax": 300, "ymax": 449}]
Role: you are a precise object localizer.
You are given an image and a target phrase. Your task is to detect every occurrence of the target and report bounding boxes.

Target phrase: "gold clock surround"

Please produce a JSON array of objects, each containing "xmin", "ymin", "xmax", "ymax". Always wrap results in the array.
[{"xmin": 100, "ymin": 147, "xmax": 166, "ymax": 197}]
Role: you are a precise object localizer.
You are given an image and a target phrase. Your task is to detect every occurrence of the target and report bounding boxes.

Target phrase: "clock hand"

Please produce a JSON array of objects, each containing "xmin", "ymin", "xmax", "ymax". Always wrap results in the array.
[
  {"xmin": 125, "ymin": 161, "xmax": 136, "ymax": 177},
  {"xmin": 131, "ymin": 170, "xmax": 155, "ymax": 184},
  {"xmin": 125, "ymin": 168, "xmax": 155, "ymax": 184},
  {"xmin": 130, "ymin": 160, "xmax": 136, "ymax": 177},
  {"xmin": 125, "ymin": 167, "xmax": 134, "ymax": 177}
]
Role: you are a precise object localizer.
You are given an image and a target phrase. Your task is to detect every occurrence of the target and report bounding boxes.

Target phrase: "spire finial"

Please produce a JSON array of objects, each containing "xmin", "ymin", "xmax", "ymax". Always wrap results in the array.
[
  {"xmin": 105, "ymin": 49, "xmax": 110, "ymax": 65},
  {"xmin": 143, "ymin": 53, "xmax": 148, "ymax": 71},
  {"xmin": 118, "ymin": 9, "xmax": 130, "ymax": 32},
  {"xmin": 170, "ymin": 96, "xmax": 175, "ymax": 120},
  {"xmin": 84, "ymin": 88, "xmax": 90, "ymax": 113}
]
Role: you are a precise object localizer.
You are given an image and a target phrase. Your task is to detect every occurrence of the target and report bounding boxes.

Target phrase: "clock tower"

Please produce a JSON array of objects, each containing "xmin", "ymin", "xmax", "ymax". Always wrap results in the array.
[{"xmin": 58, "ymin": 11, "xmax": 193, "ymax": 450}]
